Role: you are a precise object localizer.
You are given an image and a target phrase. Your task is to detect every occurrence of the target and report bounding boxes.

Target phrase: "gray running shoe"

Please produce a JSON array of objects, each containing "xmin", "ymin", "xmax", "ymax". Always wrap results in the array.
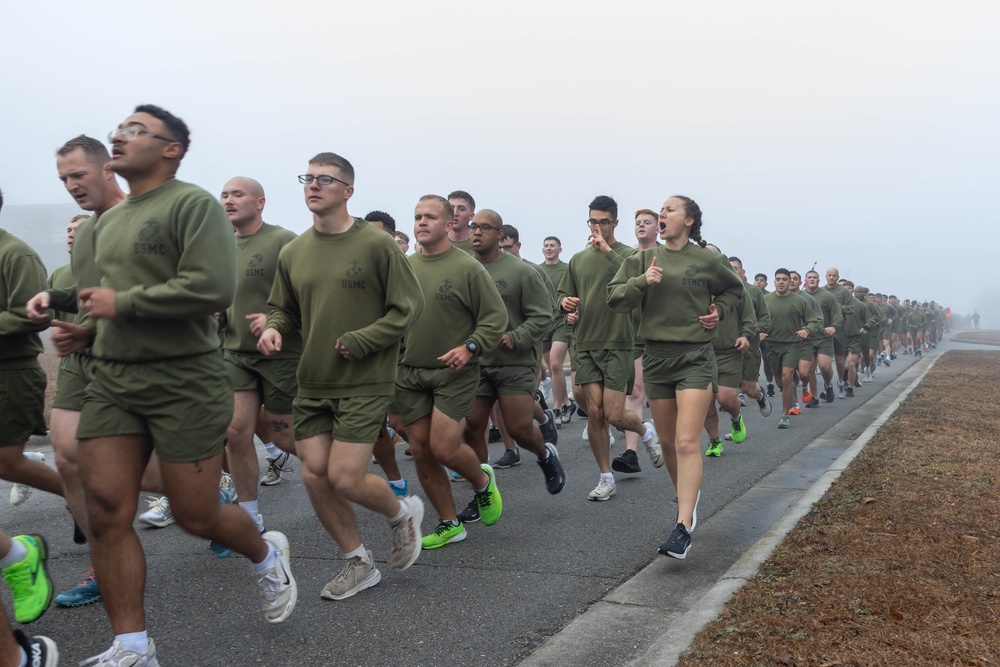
[
  {"xmin": 388, "ymin": 496, "xmax": 424, "ymax": 570},
  {"xmin": 80, "ymin": 638, "xmax": 158, "ymax": 666},
  {"xmin": 494, "ymin": 448, "xmax": 521, "ymax": 468},
  {"xmin": 321, "ymin": 550, "xmax": 381, "ymax": 601},
  {"xmin": 261, "ymin": 452, "xmax": 292, "ymax": 486}
]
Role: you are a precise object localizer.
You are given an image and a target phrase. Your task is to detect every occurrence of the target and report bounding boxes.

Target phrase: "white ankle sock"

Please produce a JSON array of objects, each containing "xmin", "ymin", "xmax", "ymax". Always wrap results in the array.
[
  {"xmin": 263, "ymin": 443, "xmax": 282, "ymax": 459},
  {"xmin": 0, "ymin": 539, "xmax": 27, "ymax": 568},
  {"xmin": 343, "ymin": 545, "xmax": 370, "ymax": 564},
  {"xmin": 239, "ymin": 500, "xmax": 259, "ymax": 519},
  {"xmin": 253, "ymin": 542, "xmax": 276, "ymax": 572},
  {"xmin": 388, "ymin": 501, "xmax": 406, "ymax": 523},
  {"xmin": 116, "ymin": 631, "xmax": 148, "ymax": 656}
]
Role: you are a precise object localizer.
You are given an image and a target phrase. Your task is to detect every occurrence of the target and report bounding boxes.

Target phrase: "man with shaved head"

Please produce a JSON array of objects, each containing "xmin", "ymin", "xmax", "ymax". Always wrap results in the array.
[
  {"xmin": 213, "ymin": 176, "xmax": 301, "ymax": 555},
  {"xmin": 824, "ymin": 267, "xmax": 855, "ymax": 399}
]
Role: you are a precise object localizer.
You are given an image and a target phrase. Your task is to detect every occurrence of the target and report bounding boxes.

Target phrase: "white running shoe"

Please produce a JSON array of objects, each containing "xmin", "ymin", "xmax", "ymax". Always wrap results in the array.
[
  {"xmin": 80, "ymin": 638, "xmax": 159, "ymax": 666},
  {"xmin": 138, "ymin": 496, "xmax": 174, "ymax": 528},
  {"xmin": 10, "ymin": 452, "xmax": 45, "ymax": 507},
  {"xmin": 220, "ymin": 472, "xmax": 237, "ymax": 502},
  {"xmin": 641, "ymin": 420, "xmax": 663, "ymax": 468},
  {"xmin": 388, "ymin": 496, "xmax": 424, "ymax": 570},
  {"xmin": 321, "ymin": 551, "xmax": 381, "ymax": 601},
  {"xmin": 260, "ymin": 452, "xmax": 292, "ymax": 486},
  {"xmin": 257, "ymin": 531, "xmax": 297, "ymax": 624},
  {"xmin": 587, "ymin": 477, "xmax": 617, "ymax": 501}
]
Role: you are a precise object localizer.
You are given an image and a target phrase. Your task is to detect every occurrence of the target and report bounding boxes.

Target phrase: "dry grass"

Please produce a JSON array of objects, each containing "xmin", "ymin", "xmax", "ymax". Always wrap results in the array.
[{"xmin": 678, "ymin": 350, "xmax": 1000, "ymax": 667}]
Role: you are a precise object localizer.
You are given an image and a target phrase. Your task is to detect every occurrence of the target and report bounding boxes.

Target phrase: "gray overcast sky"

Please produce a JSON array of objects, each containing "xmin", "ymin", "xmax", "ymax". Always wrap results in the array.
[{"xmin": 2, "ymin": 1, "xmax": 998, "ymax": 321}]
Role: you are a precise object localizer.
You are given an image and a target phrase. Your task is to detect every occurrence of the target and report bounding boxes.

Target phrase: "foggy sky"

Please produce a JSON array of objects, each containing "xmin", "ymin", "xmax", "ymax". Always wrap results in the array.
[{"xmin": 2, "ymin": 2, "xmax": 997, "ymax": 323}]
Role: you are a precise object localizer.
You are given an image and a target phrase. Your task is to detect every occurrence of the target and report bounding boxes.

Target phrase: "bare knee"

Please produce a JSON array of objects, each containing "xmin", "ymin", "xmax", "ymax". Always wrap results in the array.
[{"xmin": 171, "ymin": 503, "xmax": 219, "ymax": 537}]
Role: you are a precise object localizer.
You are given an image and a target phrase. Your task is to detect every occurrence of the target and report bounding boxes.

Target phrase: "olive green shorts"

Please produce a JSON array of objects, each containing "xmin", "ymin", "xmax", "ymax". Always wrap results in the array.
[
  {"xmin": 742, "ymin": 344, "xmax": 761, "ymax": 383},
  {"xmin": 846, "ymin": 336, "xmax": 863, "ymax": 356},
  {"xmin": 812, "ymin": 337, "xmax": 834, "ymax": 358},
  {"xmin": 394, "ymin": 364, "xmax": 480, "ymax": 425},
  {"xmin": 715, "ymin": 350, "xmax": 743, "ymax": 389},
  {"xmin": 76, "ymin": 352, "xmax": 232, "ymax": 463},
  {"xmin": 765, "ymin": 342, "xmax": 800, "ymax": 374},
  {"xmin": 643, "ymin": 341, "xmax": 717, "ymax": 400},
  {"xmin": 550, "ymin": 321, "xmax": 573, "ymax": 345},
  {"xmin": 833, "ymin": 331, "xmax": 847, "ymax": 356},
  {"xmin": 223, "ymin": 351, "xmax": 298, "ymax": 414},
  {"xmin": 0, "ymin": 366, "xmax": 47, "ymax": 447},
  {"xmin": 799, "ymin": 339, "xmax": 815, "ymax": 363},
  {"xmin": 477, "ymin": 365, "xmax": 537, "ymax": 398},
  {"xmin": 293, "ymin": 394, "xmax": 388, "ymax": 443},
  {"xmin": 573, "ymin": 348, "xmax": 634, "ymax": 393},
  {"xmin": 53, "ymin": 353, "xmax": 95, "ymax": 411}
]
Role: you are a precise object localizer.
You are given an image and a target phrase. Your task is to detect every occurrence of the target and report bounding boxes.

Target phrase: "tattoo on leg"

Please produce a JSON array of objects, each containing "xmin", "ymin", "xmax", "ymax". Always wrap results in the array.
[{"xmin": 268, "ymin": 420, "xmax": 289, "ymax": 433}]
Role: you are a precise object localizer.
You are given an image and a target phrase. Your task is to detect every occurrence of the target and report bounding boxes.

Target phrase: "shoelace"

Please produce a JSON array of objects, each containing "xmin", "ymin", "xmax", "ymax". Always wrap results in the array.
[
  {"xmin": 3, "ymin": 562, "xmax": 29, "ymax": 597},
  {"xmin": 145, "ymin": 497, "xmax": 168, "ymax": 513},
  {"xmin": 257, "ymin": 569, "xmax": 280, "ymax": 602},
  {"xmin": 432, "ymin": 521, "xmax": 456, "ymax": 537},
  {"xmin": 80, "ymin": 640, "xmax": 144, "ymax": 666}
]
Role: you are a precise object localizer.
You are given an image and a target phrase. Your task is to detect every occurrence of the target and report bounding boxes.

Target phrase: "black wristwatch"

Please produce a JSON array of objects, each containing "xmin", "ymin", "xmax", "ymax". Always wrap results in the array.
[{"xmin": 465, "ymin": 340, "xmax": 479, "ymax": 355}]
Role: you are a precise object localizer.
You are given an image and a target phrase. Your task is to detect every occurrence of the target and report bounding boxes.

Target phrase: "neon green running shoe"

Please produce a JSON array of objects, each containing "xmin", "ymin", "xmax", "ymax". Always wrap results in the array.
[
  {"xmin": 476, "ymin": 464, "xmax": 503, "ymax": 526},
  {"xmin": 421, "ymin": 521, "xmax": 467, "ymax": 550},
  {"xmin": 705, "ymin": 438, "xmax": 723, "ymax": 457},
  {"xmin": 2, "ymin": 535, "xmax": 53, "ymax": 624},
  {"xmin": 730, "ymin": 413, "xmax": 746, "ymax": 444}
]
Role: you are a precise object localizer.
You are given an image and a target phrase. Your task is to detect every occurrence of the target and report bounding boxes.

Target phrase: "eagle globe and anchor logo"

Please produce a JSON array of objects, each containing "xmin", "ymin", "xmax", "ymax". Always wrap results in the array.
[
  {"xmin": 682, "ymin": 264, "xmax": 702, "ymax": 287},
  {"xmin": 342, "ymin": 259, "xmax": 366, "ymax": 289},
  {"xmin": 134, "ymin": 220, "xmax": 166, "ymax": 255},
  {"xmin": 246, "ymin": 253, "xmax": 265, "ymax": 277},
  {"xmin": 435, "ymin": 278, "xmax": 456, "ymax": 302}
]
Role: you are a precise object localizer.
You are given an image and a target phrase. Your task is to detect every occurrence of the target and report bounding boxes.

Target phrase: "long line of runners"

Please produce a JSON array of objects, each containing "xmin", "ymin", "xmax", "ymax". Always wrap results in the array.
[{"xmin": 0, "ymin": 104, "xmax": 951, "ymax": 666}]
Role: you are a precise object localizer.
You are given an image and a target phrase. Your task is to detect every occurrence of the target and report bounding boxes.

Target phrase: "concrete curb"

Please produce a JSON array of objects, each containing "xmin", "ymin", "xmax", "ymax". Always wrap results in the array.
[{"xmin": 630, "ymin": 355, "xmax": 941, "ymax": 666}]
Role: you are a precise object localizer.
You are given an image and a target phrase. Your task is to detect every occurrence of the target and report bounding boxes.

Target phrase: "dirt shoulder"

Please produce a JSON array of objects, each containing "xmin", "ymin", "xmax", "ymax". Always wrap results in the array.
[
  {"xmin": 953, "ymin": 330, "xmax": 1000, "ymax": 346},
  {"xmin": 677, "ymin": 350, "xmax": 999, "ymax": 667}
]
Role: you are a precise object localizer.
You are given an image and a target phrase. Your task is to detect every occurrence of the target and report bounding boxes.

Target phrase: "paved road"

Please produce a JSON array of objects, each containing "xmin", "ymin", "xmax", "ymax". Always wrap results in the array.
[{"xmin": 0, "ymin": 342, "xmax": 971, "ymax": 666}]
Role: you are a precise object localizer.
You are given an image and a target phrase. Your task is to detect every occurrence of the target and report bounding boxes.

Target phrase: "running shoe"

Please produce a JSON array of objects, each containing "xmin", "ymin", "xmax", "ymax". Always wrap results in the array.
[
  {"xmin": 539, "ymin": 377, "xmax": 553, "ymax": 408},
  {"xmin": 788, "ymin": 405, "xmax": 801, "ymax": 416},
  {"xmin": 494, "ymin": 448, "xmax": 521, "ymax": 468},
  {"xmin": 421, "ymin": 521, "xmax": 467, "ymax": 550},
  {"xmin": 12, "ymin": 630, "xmax": 58, "ymax": 667},
  {"xmin": 81, "ymin": 638, "xmax": 158, "ymax": 667},
  {"xmin": 884, "ymin": 359, "xmax": 891, "ymax": 367},
  {"xmin": 778, "ymin": 416, "xmax": 791, "ymax": 429},
  {"xmin": 488, "ymin": 426, "xmax": 502, "ymax": 443},
  {"xmin": 540, "ymin": 408, "xmax": 558, "ymax": 445},
  {"xmin": 388, "ymin": 496, "xmax": 424, "ymax": 570},
  {"xmin": 562, "ymin": 400, "xmax": 578, "ymax": 424},
  {"xmin": 390, "ymin": 480, "xmax": 408, "ymax": 497},
  {"xmin": 450, "ymin": 469, "xmax": 465, "ymax": 483},
  {"xmin": 723, "ymin": 432, "xmax": 733, "ymax": 441},
  {"xmin": 766, "ymin": 383, "xmax": 776, "ymax": 397},
  {"xmin": 257, "ymin": 531, "xmax": 297, "ymax": 623},
  {"xmin": 806, "ymin": 397, "xmax": 820, "ymax": 408},
  {"xmin": 611, "ymin": 449, "xmax": 641, "ymax": 474},
  {"xmin": 576, "ymin": 404, "xmax": 587, "ymax": 419},
  {"xmin": 837, "ymin": 382, "xmax": 846, "ymax": 400},
  {"xmin": 476, "ymin": 464, "xmax": 503, "ymax": 525},
  {"xmin": 801, "ymin": 389, "xmax": 813, "ymax": 404},
  {"xmin": 535, "ymin": 389, "xmax": 549, "ymax": 411},
  {"xmin": 845, "ymin": 387, "xmax": 855, "ymax": 398},
  {"xmin": 321, "ymin": 550, "xmax": 381, "ymax": 600},
  {"xmin": 54, "ymin": 566, "xmax": 101, "ymax": 607},
  {"xmin": 210, "ymin": 487, "xmax": 237, "ymax": 558},
  {"xmin": 738, "ymin": 392, "xmax": 747, "ymax": 407},
  {"xmin": 554, "ymin": 411, "xmax": 563, "ymax": 429},
  {"xmin": 220, "ymin": 472, "xmax": 237, "ymax": 501},
  {"xmin": 877, "ymin": 355, "xmax": 883, "ymax": 366},
  {"xmin": 825, "ymin": 385, "xmax": 835, "ymax": 403},
  {"xmin": 705, "ymin": 438, "xmax": 723, "ymax": 457},
  {"xmin": 658, "ymin": 522, "xmax": 692, "ymax": 559},
  {"xmin": 756, "ymin": 385, "xmax": 772, "ymax": 417},
  {"xmin": 1, "ymin": 535, "xmax": 52, "ymax": 624},
  {"xmin": 730, "ymin": 413, "xmax": 746, "ymax": 444},
  {"xmin": 538, "ymin": 443, "xmax": 566, "ymax": 494},
  {"xmin": 642, "ymin": 419, "xmax": 663, "ymax": 467},
  {"xmin": 457, "ymin": 496, "xmax": 480, "ymax": 523},
  {"xmin": 9, "ymin": 452, "xmax": 45, "ymax": 506},
  {"xmin": 138, "ymin": 496, "xmax": 174, "ymax": 528},
  {"xmin": 587, "ymin": 477, "xmax": 617, "ymax": 502},
  {"xmin": 261, "ymin": 452, "xmax": 292, "ymax": 486}
]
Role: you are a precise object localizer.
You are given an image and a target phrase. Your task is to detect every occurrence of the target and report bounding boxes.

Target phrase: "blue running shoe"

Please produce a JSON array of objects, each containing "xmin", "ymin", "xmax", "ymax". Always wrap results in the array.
[
  {"xmin": 210, "ymin": 487, "xmax": 237, "ymax": 558},
  {"xmin": 54, "ymin": 566, "xmax": 101, "ymax": 607}
]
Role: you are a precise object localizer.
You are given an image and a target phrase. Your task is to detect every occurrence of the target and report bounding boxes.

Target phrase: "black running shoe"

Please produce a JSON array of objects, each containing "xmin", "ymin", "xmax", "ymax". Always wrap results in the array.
[
  {"xmin": 806, "ymin": 397, "xmax": 820, "ymax": 408},
  {"xmin": 540, "ymin": 409, "xmax": 558, "ymax": 445},
  {"xmin": 13, "ymin": 630, "xmax": 57, "ymax": 667},
  {"xmin": 457, "ymin": 497, "xmax": 480, "ymax": 523},
  {"xmin": 576, "ymin": 405, "xmax": 588, "ymax": 419},
  {"xmin": 611, "ymin": 449, "xmax": 641, "ymax": 474},
  {"xmin": 845, "ymin": 387, "xmax": 855, "ymax": 398},
  {"xmin": 535, "ymin": 389, "xmax": 549, "ymax": 411},
  {"xmin": 658, "ymin": 522, "xmax": 692, "ymax": 559},
  {"xmin": 766, "ymin": 383, "xmax": 776, "ymax": 397},
  {"xmin": 537, "ymin": 443, "xmax": 566, "ymax": 494},
  {"xmin": 561, "ymin": 400, "xmax": 577, "ymax": 424},
  {"xmin": 825, "ymin": 385, "xmax": 834, "ymax": 403},
  {"xmin": 488, "ymin": 426, "xmax": 502, "ymax": 443}
]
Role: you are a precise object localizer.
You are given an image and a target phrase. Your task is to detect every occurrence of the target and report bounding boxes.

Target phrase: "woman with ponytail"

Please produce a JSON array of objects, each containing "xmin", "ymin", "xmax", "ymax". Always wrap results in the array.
[{"xmin": 607, "ymin": 196, "xmax": 743, "ymax": 559}]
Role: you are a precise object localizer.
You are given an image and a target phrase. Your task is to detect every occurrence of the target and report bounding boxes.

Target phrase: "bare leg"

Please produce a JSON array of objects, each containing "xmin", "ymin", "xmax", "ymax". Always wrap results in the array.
[{"xmin": 0, "ymin": 445, "xmax": 63, "ymax": 497}]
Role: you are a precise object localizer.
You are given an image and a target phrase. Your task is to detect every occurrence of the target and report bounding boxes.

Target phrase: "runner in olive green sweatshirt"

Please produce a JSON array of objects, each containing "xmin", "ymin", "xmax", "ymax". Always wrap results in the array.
[
  {"xmin": 461, "ymin": 210, "xmax": 565, "ymax": 505},
  {"xmin": 447, "ymin": 190, "xmax": 476, "ymax": 256},
  {"xmin": 25, "ymin": 135, "xmax": 130, "ymax": 610},
  {"xmin": 608, "ymin": 195, "xmax": 744, "ymax": 560},
  {"xmin": 73, "ymin": 106, "xmax": 296, "ymax": 665},
  {"xmin": 558, "ymin": 195, "xmax": 656, "ymax": 503},
  {"xmin": 803, "ymin": 270, "xmax": 843, "ymax": 403},
  {"xmin": 824, "ymin": 267, "xmax": 855, "ymax": 398},
  {"xmin": 220, "ymin": 176, "xmax": 300, "ymax": 540},
  {"xmin": 0, "ymin": 202, "xmax": 64, "ymax": 503},
  {"xmin": 540, "ymin": 236, "xmax": 575, "ymax": 423},
  {"xmin": 260, "ymin": 153, "xmax": 425, "ymax": 601},
  {"xmin": 761, "ymin": 269, "xmax": 821, "ymax": 427},
  {"xmin": 395, "ymin": 195, "xmax": 508, "ymax": 550},
  {"xmin": 727, "ymin": 257, "xmax": 772, "ymax": 417}
]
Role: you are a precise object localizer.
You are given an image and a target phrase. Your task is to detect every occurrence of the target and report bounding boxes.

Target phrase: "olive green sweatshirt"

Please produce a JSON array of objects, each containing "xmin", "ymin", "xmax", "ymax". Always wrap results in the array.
[
  {"xmin": 607, "ymin": 243, "xmax": 744, "ymax": 344},
  {"xmin": 47, "ymin": 263, "xmax": 74, "ymax": 323},
  {"xmin": 540, "ymin": 260, "xmax": 569, "ymax": 333},
  {"xmin": 0, "ymin": 229, "xmax": 48, "ymax": 368},
  {"xmin": 86, "ymin": 180, "xmax": 236, "ymax": 361},
  {"xmin": 266, "ymin": 218, "xmax": 424, "ymax": 397},
  {"xmin": 713, "ymin": 284, "xmax": 758, "ymax": 352},
  {"xmin": 843, "ymin": 296, "xmax": 877, "ymax": 336},
  {"xmin": 224, "ymin": 222, "xmax": 302, "ymax": 358},
  {"xmin": 825, "ymin": 284, "xmax": 855, "ymax": 319},
  {"xmin": 479, "ymin": 253, "xmax": 552, "ymax": 367},
  {"xmin": 745, "ymin": 281, "xmax": 771, "ymax": 336},
  {"xmin": 906, "ymin": 309, "xmax": 926, "ymax": 330},
  {"xmin": 451, "ymin": 237, "xmax": 475, "ymax": 256},
  {"xmin": 557, "ymin": 241, "xmax": 637, "ymax": 350},
  {"xmin": 762, "ymin": 291, "xmax": 822, "ymax": 343},
  {"xmin": 798, "ymin": 290, "xmax": 823, "ymax": 339},
  {"xmin": 402, "ymin": 245, "xmax": 507, "ymax": 368},
  {"xmin": 804, "ymin": 287, "xmax": 843, "ymax": 336},
  {"xmin": 47, "ymin": 214, "xmax": 103, "ymax": 328}
]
